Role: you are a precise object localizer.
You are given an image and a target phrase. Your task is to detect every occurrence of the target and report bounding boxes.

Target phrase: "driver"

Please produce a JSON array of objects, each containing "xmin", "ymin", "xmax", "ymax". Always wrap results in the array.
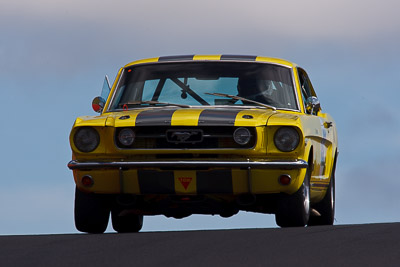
[{"xmin": 237, "ymin": 78, "xmax": 270, "ymax": 104}]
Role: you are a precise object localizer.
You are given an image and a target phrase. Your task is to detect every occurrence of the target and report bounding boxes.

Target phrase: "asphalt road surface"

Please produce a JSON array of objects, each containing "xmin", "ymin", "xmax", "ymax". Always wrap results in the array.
[{"xmin": 0, "ymin": 223, "xmax": 399, "ymax": 266}]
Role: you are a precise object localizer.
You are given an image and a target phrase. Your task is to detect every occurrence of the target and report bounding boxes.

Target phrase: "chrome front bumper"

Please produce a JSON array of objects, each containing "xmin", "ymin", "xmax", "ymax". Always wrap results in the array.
[{"xmin": 67, "ymin": 159, "xmax": 308, "ymax": 170}]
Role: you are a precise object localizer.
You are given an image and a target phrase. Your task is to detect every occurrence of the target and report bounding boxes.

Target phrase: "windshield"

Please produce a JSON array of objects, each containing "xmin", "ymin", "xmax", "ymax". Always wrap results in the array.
[{"xmin": 108, "ymin": 62, "xmax": 298, "ymax": 111}]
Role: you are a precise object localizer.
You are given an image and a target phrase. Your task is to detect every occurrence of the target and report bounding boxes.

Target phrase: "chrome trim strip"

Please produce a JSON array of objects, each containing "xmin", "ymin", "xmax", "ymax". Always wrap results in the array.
[
  {"xmin": 68, "ymin": 159, "xmax": 308, "ymax": 170},
  {"xmin": 291, "ymin": 67, "xmax": 301, "ymax": 112},
  {"xmin": 105, "ymin": 75, "xmax": 111, "ymax": 90}
]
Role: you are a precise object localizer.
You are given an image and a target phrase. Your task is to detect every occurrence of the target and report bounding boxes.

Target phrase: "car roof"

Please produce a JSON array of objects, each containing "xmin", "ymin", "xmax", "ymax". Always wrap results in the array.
[{"xmin": 123, "ymin": 55, "xmax": 298, "ymax": 68}]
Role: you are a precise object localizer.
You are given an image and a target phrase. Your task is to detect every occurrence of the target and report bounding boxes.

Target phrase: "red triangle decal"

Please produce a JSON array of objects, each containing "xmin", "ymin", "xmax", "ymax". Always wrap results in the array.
[{"xmin": 178, "ymin": 177, "xmax": 192, "ymax": 190}]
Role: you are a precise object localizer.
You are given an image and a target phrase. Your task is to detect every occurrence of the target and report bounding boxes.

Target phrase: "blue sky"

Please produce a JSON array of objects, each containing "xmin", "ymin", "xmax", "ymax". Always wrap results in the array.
[{"xmin": 1, "ymin": 0, "xmax": 400, "ymax": 235}]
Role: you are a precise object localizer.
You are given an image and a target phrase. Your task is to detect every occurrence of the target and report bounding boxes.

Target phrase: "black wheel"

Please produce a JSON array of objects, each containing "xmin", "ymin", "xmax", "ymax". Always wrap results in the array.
[
  {"xmin": 308, "ymin": 160, "xmax": 336, "ymax": 226},
  {"xmin": 74, "ymin": 187, "xmax": 111, "ymax": 234},
  {"xmin": 111, "ymin": 205, "xmax": 143, "ymax": 233},
  {"xmin": 275, "ymin": 166, "xmax": 311, "ymax": 227}
]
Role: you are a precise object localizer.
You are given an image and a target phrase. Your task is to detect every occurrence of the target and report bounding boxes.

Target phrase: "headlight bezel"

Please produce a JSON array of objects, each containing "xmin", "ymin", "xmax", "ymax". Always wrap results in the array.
[
  {"xmin": 273, "ymin": 126, "xmax": 300, "ymax": 152},
  {"xmin": 73, "ymin": 127, "xmax": 100, "ymax": 153}
]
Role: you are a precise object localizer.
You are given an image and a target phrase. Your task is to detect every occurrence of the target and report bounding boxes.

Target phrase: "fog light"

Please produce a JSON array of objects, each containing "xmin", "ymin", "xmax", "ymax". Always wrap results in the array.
[
  {"xmin": 233, "ymin": 127, "xmax": 251, "ymax": 145},
  {"xmin": 118, "ymin": 128, "xmax": 135, "ymax": 146},
  {"xmin": 278, "ymin": 174, "xmax": 291, "ymax": 185},
  {"xmin": 81, "ymin": 175, "xmax": 94, "ymax": 187}
]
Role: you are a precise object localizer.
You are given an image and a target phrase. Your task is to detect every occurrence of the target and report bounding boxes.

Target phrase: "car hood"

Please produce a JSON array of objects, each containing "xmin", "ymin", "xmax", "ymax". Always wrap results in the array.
[{"xmin": 90, "ymin": 107, "xmax": 277, "ymax": 128}]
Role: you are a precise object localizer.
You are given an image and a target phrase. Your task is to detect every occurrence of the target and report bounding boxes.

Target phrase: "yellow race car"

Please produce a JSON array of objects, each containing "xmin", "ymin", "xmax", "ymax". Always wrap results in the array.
[{"xmin": 68, "ymin": 55, "xmax": 338, "ymax": 233}]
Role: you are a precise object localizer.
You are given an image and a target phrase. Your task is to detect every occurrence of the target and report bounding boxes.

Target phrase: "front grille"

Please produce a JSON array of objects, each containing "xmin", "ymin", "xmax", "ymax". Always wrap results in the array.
[{"xmin": 115, "ymin": 126, "xmax": 256, "ymax": 149}]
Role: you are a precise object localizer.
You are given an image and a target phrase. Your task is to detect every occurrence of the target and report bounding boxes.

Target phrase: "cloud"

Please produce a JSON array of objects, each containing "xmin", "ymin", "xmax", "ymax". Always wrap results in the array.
[
  {"xmin": 3, "ymin": 0, "xmax": 400, "ymax": 42},
  {"xmin": 2, "ymin": 0, "xmax": 399, "ymax": 81}
]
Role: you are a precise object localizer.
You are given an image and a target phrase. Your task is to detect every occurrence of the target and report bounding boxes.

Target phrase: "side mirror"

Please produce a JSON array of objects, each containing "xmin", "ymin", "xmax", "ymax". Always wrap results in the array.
[
  {"xmin": 92, "ymin": 96, "xmax": 106, "ymax": 113},
  {"xmin": 306, "ymin": 96, "xmax": 321, "ymax": 115}
]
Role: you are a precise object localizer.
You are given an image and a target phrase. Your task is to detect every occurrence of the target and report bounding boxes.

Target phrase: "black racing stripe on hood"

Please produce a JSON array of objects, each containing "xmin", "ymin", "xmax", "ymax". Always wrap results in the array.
[
  {"xmin": 220, "ymin": 55, "xmax": 257, "ymax": 61},
  {"xmin": 158, "ymin": 55, "xmax": 195, "ymax": 62},
  {"xmin": 198, "ymin": 109, "xmax": 240, "ymax": 125},
  {"xmin": 135, "ymin": 109, "xmax": 176, "ymax": 126}
]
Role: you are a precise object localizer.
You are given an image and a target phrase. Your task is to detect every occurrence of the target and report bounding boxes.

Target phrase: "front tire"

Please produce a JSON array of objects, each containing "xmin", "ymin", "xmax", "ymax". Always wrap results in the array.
[
  {"xmin": 275, "ymin": 167, "xmax": 311, "ymax": 227},
  {"xmin": 74, "ymin": 187, "xmax": 111, "ymax": 234},
  {"xmin": 111, "ymin": 205, "xmax": 143, "ymax": 233}
]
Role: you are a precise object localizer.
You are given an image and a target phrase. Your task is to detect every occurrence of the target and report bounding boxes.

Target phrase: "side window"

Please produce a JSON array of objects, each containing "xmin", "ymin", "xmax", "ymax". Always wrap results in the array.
[{"xmin": 298, "ymin": 68, "xmax": 316, "ymax": 113}]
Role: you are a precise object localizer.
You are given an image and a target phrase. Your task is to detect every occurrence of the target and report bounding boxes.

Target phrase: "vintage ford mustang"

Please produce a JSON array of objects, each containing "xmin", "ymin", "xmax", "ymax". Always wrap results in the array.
[{"xmin": 68, "ymin": 55, "xmax": 338, "ymax": 233}]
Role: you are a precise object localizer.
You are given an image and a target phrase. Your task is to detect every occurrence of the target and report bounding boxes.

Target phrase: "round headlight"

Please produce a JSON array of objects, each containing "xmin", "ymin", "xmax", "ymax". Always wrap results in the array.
[
  {"xmin": 274, "ymin": 127, "xmax": 300, "ymax": 152},
  {"xmin": 74, "ymin": 127, "xmax": 100, "ymax": 152},
  {"xmin": 118, "ymin": 128, "xmax": 135, "ymax": 146},
  {"xmin": 233, "ymin": 127, "xmax": 252, "ymax": 145}
]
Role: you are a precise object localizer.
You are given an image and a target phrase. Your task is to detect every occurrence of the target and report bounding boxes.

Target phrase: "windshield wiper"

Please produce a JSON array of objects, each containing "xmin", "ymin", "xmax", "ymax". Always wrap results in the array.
[
  {"xmin": 205, "ymin": 93, "xmax": 276, "ymax": 111},
  {"xmin": 122, "ymin": 101, "xmax": 190, "ymax": 108}
]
